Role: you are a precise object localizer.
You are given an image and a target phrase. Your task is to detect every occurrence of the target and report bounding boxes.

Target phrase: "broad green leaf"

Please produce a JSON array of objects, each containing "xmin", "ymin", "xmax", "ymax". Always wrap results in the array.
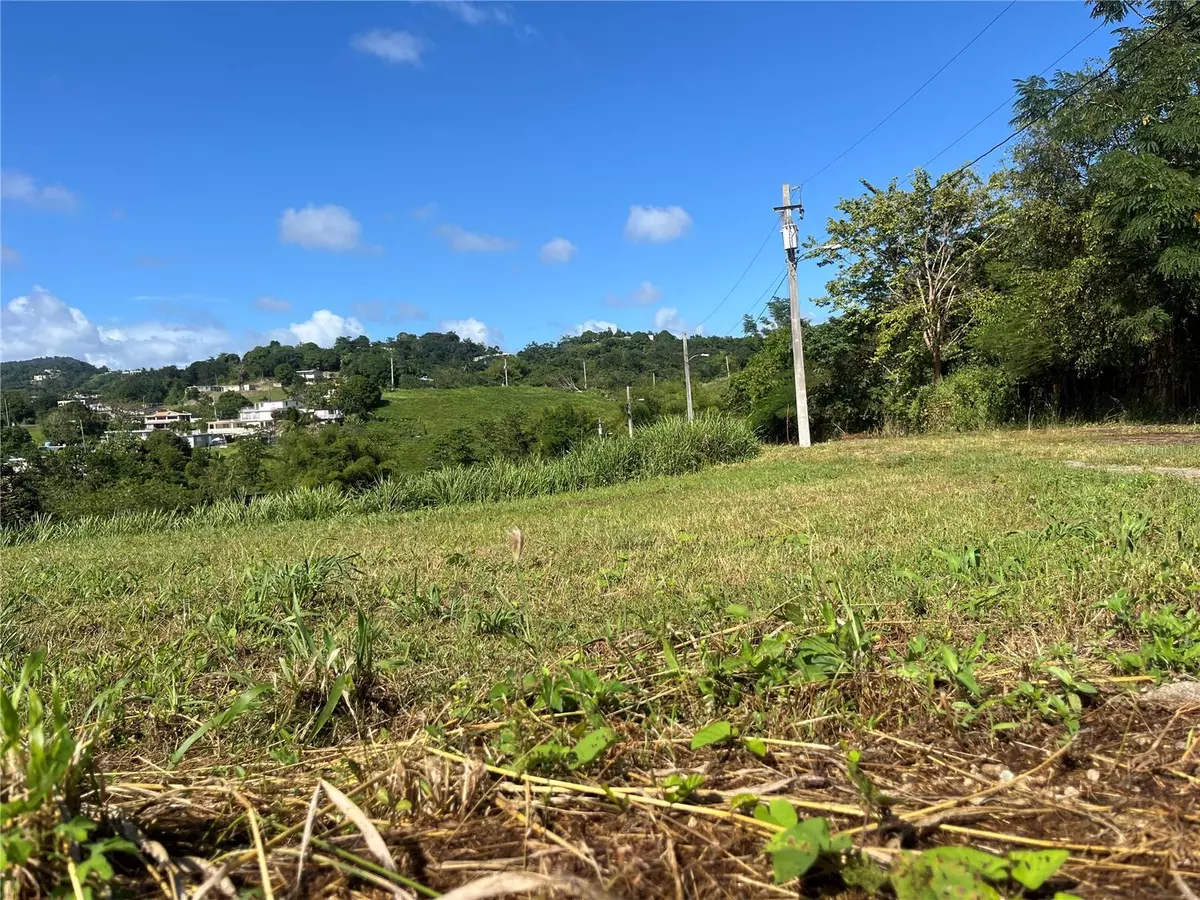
[
  {"xmin": 923, "ymin": 846, "xmax": 1008, "ymax": 880},
  {"xmin": 569, "ymin": 727, "xmax": 618, "ymax": 769},
  {"xmin": 742, "ymin": 737, "xmax": 768, "ymax": 758},
  {"xmin": 661, "ymin": 639, "xmax": 680, "ymax": 674},
  {"xmin": 1047, "ymin": 666, "xmax": 1073, "ymax": 686},
  {"xmin": 725, "ymin": 603, "xmax": 752, "ymax": 619},
  {"xmin": 941, "ymin": 646, "xmax": 959, "ymax": 674},
  {"xmin": 690, "ymin": 720, "xmax": 732, "ymax": 749},
  {"xmin": 764, "ymin": 819, "xmax": 831, "ymax": 883},
  {"xmin": 728, "ymin": 792, "xmax": 758, "ymax": 811},
  {"xmin": 54, "ymin": 816, "xmax": 96, "ymax": 843},
  {"xmin": 767, "ymin": 798, "xmax": 798, "ymax": 828},
  {"xmin": 1009, "ymin": 849, "xmax": 1069, "ymax": 890}
]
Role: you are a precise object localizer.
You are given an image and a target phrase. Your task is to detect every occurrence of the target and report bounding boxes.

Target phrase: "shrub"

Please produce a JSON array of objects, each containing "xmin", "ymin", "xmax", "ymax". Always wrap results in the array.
[
  {"xmin": 3, "ymin": 416, "xmax": 759, "ymax": 544},
  {"xmin": 922, "ymin": 365, "xmax": 1017, "ymax": 432}
]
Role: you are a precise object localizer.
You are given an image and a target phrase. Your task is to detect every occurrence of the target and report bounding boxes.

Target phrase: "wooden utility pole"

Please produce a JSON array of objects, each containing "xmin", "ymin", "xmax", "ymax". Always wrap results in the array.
[
  {"xmin": 724, "ymin": 353, "xmax": 731, "ymax": 379},
  {"xmin": 503, "ymin": 355, "xmax": 509, "ymax": 387},
  {"xmin": 777, "ymin": 184, "xmax": 811, "ymax": 446},
  {"xmin": 682, "ymin": 331, "xmax": 695, "ymax": 423},
  {"xmin": 626, "ymin": 385, "xmax": 633, "ymax": 437},
  {"xmin": 583, "ymin": 359, "xmax": 588, "ymax": 391},
  {"xmin": 389, "ymin": 348, "xmax": 395, "ymax": 391}
]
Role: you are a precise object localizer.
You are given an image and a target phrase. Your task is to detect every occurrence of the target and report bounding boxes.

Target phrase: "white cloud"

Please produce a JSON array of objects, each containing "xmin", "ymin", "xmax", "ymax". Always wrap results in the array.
[
  {"xmin": 433, "ymin": 1, "xmax": 528, "ymax": 32},
  {"xmin": 411, "ymin": 202, "xmax": 437, "ymax": 220},
  {"xmin": 539, "ymin": 237, "xmax": 577, "ymax": 265},
  {"xmin": 442, "ymin": 317, "xmax": 502, "ymax": 347},
  {"xmin": 569, "ymin": 320, "xmax": 619, "ymax": 336},
  {"xmin": 254, "ymin": 296, "xmax": 292, "ymax": 313},
  {"xmin": 1, "ymin": 245, "xmax": 22, "ymax": 267},
  {"xmin": 435, "ymin": 224, "xmax": 517, "ymax": 253},
  {"xmin": 605, "ymin": 280, "xmax": 663, "ymax": 308},
  {"xmin": 352, "ymin": 300, "xmax": 427, "ymax": 322},
  {"xmin": 652, "ymin": 307, "xmax": 704, "ymax": 336},
  {"xmin": 279, "ymin": 204, "xmax": 363, "ymax": 252},
  {"xmin": 1, "ymin": 171, "xmax": 78, "ymax": 213},
  {"xmin": 0, "ymin": 286, "xmax": 231, "ymax": 368},
  {"xmin": 624, "ymin": 205, "xmax": 692, "ymax": 243},
  {"xmin": 274, "ymin": 310, "xmax": 365, "ymax": 347},
  {"xmin": 353, "ymin": 29, "xmax": 426, "ymax": 65}
]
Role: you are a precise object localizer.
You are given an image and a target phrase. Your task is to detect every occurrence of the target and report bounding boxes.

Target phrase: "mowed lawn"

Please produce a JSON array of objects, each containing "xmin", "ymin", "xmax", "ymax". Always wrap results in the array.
[
  {"xmin": 366, "ymin": 385, "xmax": 623, "ymax": 471},
  {"xmin": 5, "ymin": 427, "xmax": 1200, "ymax": 898},
  {"xmin": 7, "ymin": 426, "xmax": 1199, "ymax": 739}
]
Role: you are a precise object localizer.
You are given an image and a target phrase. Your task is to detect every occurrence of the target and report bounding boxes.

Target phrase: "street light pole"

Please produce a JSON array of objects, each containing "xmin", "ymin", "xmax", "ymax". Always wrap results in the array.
[{"xmin": 682, "ymin": 331, "xmax": 694, "ymax": 423}]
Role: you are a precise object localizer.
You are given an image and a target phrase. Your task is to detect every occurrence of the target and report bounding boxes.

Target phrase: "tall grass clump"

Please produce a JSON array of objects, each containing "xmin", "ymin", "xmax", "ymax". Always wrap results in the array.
[{"xmin": 3, "ymin": 416, "xmax": 758, "ymax": 544}]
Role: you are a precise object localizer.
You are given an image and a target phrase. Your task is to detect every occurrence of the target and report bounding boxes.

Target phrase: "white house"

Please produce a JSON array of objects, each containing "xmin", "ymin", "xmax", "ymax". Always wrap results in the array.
[
  {"xmin": 144, "ymin": 409, "xmax": 194, "ymax": 430},
  {"xmin": 207, "ymin": 419, "xmax": 259, "ymax": 437},
  {"xmin": 295, "ymin": 369, "xmax": 323, "ymax": 383},
  {"xmin": 237, "ymin": 399, "xmax": 300, "ymax": 423}
]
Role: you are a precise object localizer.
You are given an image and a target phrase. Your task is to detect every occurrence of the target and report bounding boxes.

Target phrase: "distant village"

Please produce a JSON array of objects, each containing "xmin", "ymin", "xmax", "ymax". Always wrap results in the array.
[{"xmin": 24, "ymin": 366, "xmax": 343, "ymax": 453}]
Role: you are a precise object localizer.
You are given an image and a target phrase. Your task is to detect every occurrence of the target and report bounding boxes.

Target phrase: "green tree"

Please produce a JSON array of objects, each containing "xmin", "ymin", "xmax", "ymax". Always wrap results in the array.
[
  {"xmin": 334, "ymin": 375, "xmax": 383, "ymax": 417},
  {"xmin": 40, "ymin": 403, "xmax": 106, "ymax": 445},
  {"xmin": 0, "ymin": 426, "xmax": 35, "ymax": 458},
  {"xmin": 808, "ymin": 168, "xmax": 1006, "ymax": 386},
  {"xmin": 214, "ymin": 391, "xmax": 252, "ymax": 419},
  {"xmin": 1, "ymin": 391, "xmax": 35, "ymax": 424}
]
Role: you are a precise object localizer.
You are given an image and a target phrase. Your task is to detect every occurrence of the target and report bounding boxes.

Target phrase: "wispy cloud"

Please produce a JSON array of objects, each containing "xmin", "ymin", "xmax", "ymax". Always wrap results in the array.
[
  {"xmin": 411, "ymin": 202, "xmax": 437, "ymax": 220},
  {"xmin": 1, "ymin": 171, "xmax": 78, "ymax": 213},
  {"xmin": 539, "ymin": 237, "xmax": 577, "ymax": 265},
  {"xmin": 435, "ymin": 224, "xmax": 517, "ymax": 253},
  {"xmin": 254, "ymin": 296, "xmax": 292, "ymax": 313},
  {"xmin": 352, "ymin": 300, "xmax": 427, "ymax": 322},
  {"xmin": 353, "ymin": 29, "xmax": 426, "ymax": 66},
  {"xmin": 430, "ymin": 1, "xmax": 533, "ymax": 35},
  {"xmin": 606, "ymin": 280, "xmax": 663, "ymax": 308},
  {"xmin": 1, "ymin": 245, "xmax": 22, "ymax": 267},
  {"xmin": 625, "ymin": 204, "xmax": 692, "ymax": 243},
  {"xmin": 135, "ymin": 255, "xmax": 173, "ymax": 268},
  {"xmin": 279, "ymin": 204, "xmax": 365, "ymax": 252}
]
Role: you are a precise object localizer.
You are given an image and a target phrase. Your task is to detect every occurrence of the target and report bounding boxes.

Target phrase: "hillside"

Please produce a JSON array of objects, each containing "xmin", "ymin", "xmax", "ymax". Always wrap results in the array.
[
  {"xmin": 5, "ymin": 427, "xmax": 1199, "ymax": 897},
  {"xmin": 365, "ymin": 386, "xmax": 628, "ymax": 470}
]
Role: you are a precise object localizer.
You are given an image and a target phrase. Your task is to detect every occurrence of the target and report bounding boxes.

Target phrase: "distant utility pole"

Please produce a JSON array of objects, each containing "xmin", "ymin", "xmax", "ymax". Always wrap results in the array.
[
  {"xmin": 389, "ymin": 348, "xmax": 395, "ymax": 391},
  {"xmin": 776, "ymin": 183, "xmax": 811, "ymax": 447},
  {"xmin": 724, "ymin": 353, "xmax": 731, "ymax": 379},
  {"xmin": 626, "ymin": 385, "xmax": 633, "ymax": 437},
  {"xmin": 682, "ymin": 331, "xmax": 695, "ymax": 423},
  {"xmin": 503, "ymin": 355, "xmax": 509, "ymax": 387},
  {"xmin": 582, "ymin": 359, "xmax": 588, "ymax": 391}
]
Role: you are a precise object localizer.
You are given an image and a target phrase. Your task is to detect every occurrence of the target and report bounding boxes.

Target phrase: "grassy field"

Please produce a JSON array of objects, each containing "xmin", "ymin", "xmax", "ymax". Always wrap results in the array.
[
  {"xmin": 4, "ymin": 427, "xmax": 1199, "ymax": 897},
  {"xmin": 366, "ymin": 386, "xmax": 623, "ymax": 471}
]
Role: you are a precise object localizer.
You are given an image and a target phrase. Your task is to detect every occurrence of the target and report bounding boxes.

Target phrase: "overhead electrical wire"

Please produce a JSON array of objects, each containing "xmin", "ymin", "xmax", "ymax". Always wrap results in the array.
[
  {"xmin": 939, "ymin": 5, "xmax": 1191, "ymax": 181},
  {"xmin": 906, "ymin": 19, "xmax": 1107, "ymax": 179},
  {"xmin": 693, "ymin": 222, "xmax": 779, "ymax": 330},
  {"xmin": 797, "ymin": 0, "xmax": 1017, "ymax": 186}
]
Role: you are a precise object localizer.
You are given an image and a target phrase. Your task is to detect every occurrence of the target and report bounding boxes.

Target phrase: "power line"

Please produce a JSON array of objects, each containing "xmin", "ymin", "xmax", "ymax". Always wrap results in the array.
[
  {"xmin": 732, "ymin": 268, "xmax": 787, "ymax": 335},
  {"xmin": 798, "ymin": 0, "xmax": 1016, "ymax": 186},
  {"xmin": 695, "ymin": 221, "xmax": 779, "ymax": 329},
  {"xmin": 941, "ymin": 4, "xmax": 1190, "ymax": 181},
  {"xmin": 907, "ymin": 20, "xmax": 1107, "ymax": 180}
]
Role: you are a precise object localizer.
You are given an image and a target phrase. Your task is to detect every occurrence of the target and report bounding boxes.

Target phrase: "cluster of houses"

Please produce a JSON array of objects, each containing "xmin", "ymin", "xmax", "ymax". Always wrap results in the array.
[{"xmin": 105, "ymin": 399, "xmax": 343, "ymax": 448}]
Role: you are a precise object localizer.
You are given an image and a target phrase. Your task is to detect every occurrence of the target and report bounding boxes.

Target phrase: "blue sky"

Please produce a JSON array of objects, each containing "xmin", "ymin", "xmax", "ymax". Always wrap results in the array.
[{"xmin": 1, "ymin": 1, "xmax": 1114, "ymax": 369}]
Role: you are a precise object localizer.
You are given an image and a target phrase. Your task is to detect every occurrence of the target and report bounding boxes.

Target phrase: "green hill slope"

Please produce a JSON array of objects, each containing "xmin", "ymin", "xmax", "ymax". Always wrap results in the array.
[{"xmin": 365, "ymin": 385, "xmax": 623, "ymax": 471}]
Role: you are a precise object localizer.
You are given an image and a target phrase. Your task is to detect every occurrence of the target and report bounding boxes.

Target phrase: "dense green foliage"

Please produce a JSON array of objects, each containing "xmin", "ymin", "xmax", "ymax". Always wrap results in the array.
[
  {"xmin": 4, "ymin": 416, "xmax": 758, "ymax": 543},
  {"xmin": 736, "ymin": 0, "xmax": 1200, "ymax": 434}
]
